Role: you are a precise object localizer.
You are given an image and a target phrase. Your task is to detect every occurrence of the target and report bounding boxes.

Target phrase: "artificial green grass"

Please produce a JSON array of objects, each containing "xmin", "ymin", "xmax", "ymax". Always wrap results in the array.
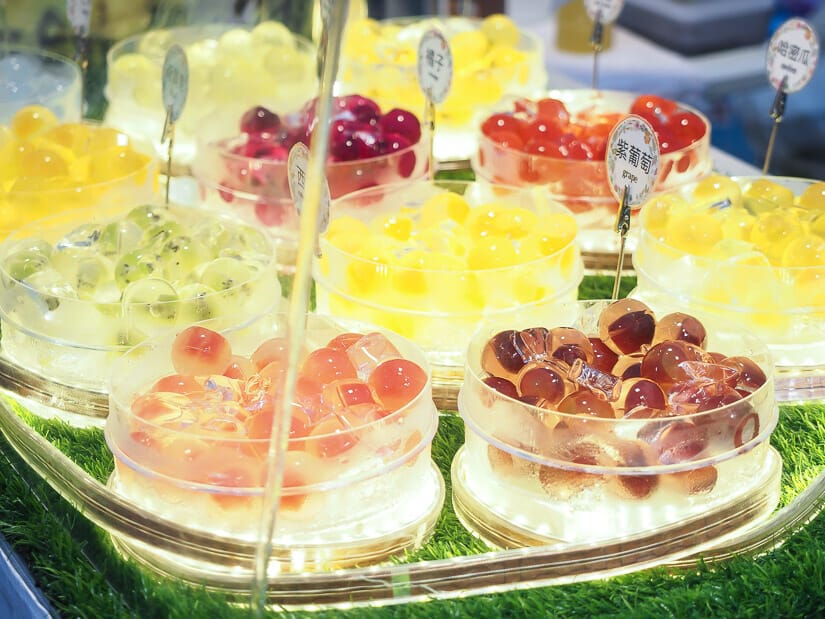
[{"xmin": 0, "ymin": 274, "xmax": 823, "ymax": 618}]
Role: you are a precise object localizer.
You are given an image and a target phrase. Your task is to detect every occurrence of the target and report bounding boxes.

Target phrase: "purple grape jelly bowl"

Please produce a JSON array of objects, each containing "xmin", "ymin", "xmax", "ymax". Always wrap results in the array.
[{"xmin": 451, "ymin": 299, "xmax": 781, "ymax": 547}]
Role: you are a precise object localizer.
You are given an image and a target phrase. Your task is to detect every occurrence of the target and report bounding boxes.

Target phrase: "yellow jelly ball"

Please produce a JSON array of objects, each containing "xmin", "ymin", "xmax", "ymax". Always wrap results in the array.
[
  {"xmin": 797, "ymin": 182, "xmax": 825, "ymax": 211},
  {"xmin": 325, "ymin": 216, "xmax": 370, "ymax": 253},
  {"xmin": 719, "ymin": 206, "xmax": 755, "ymax": 241},
  {"xmin": 450, "ymin": 30, "xmax": 489, "ymax": 69},
  {"xmin": 744, "ymin": 178, "xmax": 794, "ymax": 208},
  {"xmin": 481, "ymin": 14, "xmax": 520, "ymax": 47},
  {"xmin": 88, "ymin": 148, "xmax": 149, "ymax": 183},
  {"xmin": 467, "ymin": 235, "xmax": 519, "ymax": 269},
  {"xmin": 419, "ymin": 192, "xmax": 470, "ymax": 227},
  {"xmin": 11, "ymin": 105, "xmax": 58, "ymax": 140},
  {"xmin": 251, "ymin": 21, "xmax": 293, "ymax": 49},
  {"xmin": 665, "ymin": 212, "xmax": 724, "ymax": 256},
  {"xmin": 346, "ymin": 236, "xmax": 397, "ymax": 295},
  {"xmin": 692, "ymin": 174, "xmax": 743, "ymax": 210},
  {"xmin": 520, "ymin": 213, "xmax": 577, "ymax": 257},
  {"xmin": 372, "ymin": 214, "xmax": 413, "ymax": 241},
  {"xmin": 18, "ymin": 147, "xmax": 70, "ymax": 179},
  {"xmin": 750, "ymin": 210, "xmax": 804, "ymax": 264},
  {"xmin": 641, "ymin": 193, "xmax": 688, "ymax": 239},
  {"xmin": 813, "ymin": 212, "xmax": 825, "ymax": 237},
  {"xmin": 44, "ymin": 123, "xmax": 93, "ymax": 152},
  {"xmin": 782, "ymin": 234, "xmax": 825, "ymax": 267}
]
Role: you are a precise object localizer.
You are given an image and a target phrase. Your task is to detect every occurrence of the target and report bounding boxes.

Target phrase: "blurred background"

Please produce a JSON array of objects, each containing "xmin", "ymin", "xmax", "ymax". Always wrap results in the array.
[{"xmin": 2, "ymin": 0, "xmax": 823, "ymax": 178}]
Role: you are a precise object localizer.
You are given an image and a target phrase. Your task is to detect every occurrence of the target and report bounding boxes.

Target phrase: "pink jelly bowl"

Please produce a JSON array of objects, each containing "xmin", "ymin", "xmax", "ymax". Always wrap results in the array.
[{"xmin": 105, "ymin": 313, "xmax": 439, "ymax": 516}]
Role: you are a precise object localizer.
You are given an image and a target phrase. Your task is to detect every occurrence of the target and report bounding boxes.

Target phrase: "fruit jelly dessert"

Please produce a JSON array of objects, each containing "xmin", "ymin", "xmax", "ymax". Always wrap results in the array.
[
  {"xmin": 319, "ymin": 188, "xmax": 579, "ymax": 318},
  {"xmin": 478, "ymin": 299, "xmax": 768, "ymax": 500},
  {"xmin": 106, "ymin": 21, "xmax": 317, "ymax": 162},
  {"xmin": 478, "ymin": 93, "xmax": 706, "ymax": 194},
  {"xmin": 0, "ymin": 106, "xmax": 155, "ymax": 235},
  {"xmin": 111, "ymin": 326, "xmax": 432, "ymax": 531},
  {"xmin": 342, "ymin": 14, "xmax": 540, "ymax": 127},
  {"xmin": 209, "ymin": 95, "xmax": 424, "ymax": 227},
  {"xmin": 639, "ymin": 176, "xmax": 825, "ymax": 320},
  {"xmin": 0, "ymin": 204, "xmax": 277, "ymax": 393}
]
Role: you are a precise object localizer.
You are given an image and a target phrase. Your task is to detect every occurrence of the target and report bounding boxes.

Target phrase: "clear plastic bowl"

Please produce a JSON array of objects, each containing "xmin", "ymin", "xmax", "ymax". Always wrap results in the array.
[
  {"xmin": 474, "ymin": 90, "xmax": 712, "ymax": 262},
  {"xmin": 454, "ymin": 300, "xmax": 780, "ymax": 547},
  {"xmin": 313, "ymin": 180, "xmax": 584, "ymax": 405},
  {"xmin": 192, "ymin": 130, "xmax": 429, "ymax": 271},
  {"xmin": 338, "ymin": 16, "xmax": 547, "ymax": 163},
  {"xmin": 633, "ymin": 175, "xmax": 825, "ymax": 402},
  {"xmin": 104, "ymin": 23, "xmax": 318, "ymax": 168},
  {"xmin": 105, "ymin": 313, "xmax": 443, "ymax": 570},
  {"xmin": 0, "ymin": 121, "xmax": 158, "ymax": 240},
  {"xmin": 0, "ymin": 47, "xmax": 82, "ymax": 123},
  {"xmin": 0, "ymin": 204, "xmax": 280, "ymax": 394}
]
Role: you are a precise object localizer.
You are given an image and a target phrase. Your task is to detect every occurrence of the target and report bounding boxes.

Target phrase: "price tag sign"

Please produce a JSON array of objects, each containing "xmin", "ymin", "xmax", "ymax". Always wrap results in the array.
[
  {"xmin": 766, "ymin": 18, "xmax": 819, "ymax": 93},
  {"xmin": 606, "ymin": 114, "xmax": 659, "ymax": 209},
  {"xmin": 66, "ymin": 0, "xmax": 91, "ymax": 35},
  {"xmin": 162, "ymin": 45, "xmax": 189, "ymax": 127},
  {"xmin": 288, "ymin": 142, "xmax": 330, "ymax": 235},
  {"xmin": 417, "ymin": 29, "xmax": 453, "ymax": 105},
  {"xmin": 584, "ymin": 0, "xmax": 624, "ymax": 24}
]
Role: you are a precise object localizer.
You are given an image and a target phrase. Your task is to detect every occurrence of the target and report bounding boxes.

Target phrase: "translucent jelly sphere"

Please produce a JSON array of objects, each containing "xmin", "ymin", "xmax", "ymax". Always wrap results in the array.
[
  {"xmin": 598, "ymin": 298, "xmax": 656, "ymax": 355},
  {"xmin": 652, "ymin": 312, "xmax": 707, "ymax": 348}
]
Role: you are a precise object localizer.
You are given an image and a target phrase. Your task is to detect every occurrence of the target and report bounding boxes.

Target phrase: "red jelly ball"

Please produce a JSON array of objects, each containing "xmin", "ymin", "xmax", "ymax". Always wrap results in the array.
[
  {"xmin": 300, "ymin": 347, "xmax": 358, "ymax": 385},
  {"xmin": 379, "ymin": 108, "xmax": 422, "ymax": 144},
  {"xmin": 240, "ymin": 106, "xmax": 281, "ymax": 135},
  {"xmin": 368, "ymin": 358, "xmax": 427, "ymax": 410},
  {"xmin": 482, "ymin": 113, "xmax": 524, "ymax": 138},
  {"xmin": 171, "ymin": 326, "xmax": 232, "ymax": 376}
]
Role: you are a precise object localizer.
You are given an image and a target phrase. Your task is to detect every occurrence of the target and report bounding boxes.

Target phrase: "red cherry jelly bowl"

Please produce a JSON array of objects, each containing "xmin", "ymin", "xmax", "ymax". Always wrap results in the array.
[
  {"xmin": 453, "ymin": 299, "xmax": 780, "ymax": 547},
  {"xmin": 313, "ymin": 179, "xmax": 584, "ymax": 400},
  {"xmin": 474, "ymin": 90, "xmax": 711, "ymax": 256},
  {"xmin": 105, "ymin": 313, "xmax": 443, "ymax": 563},
  {"xmin": 632, "ymin": 175, "xmax": 825, "ymax": 402},
  {"xmin": 192, "ymin": 130, "xmax": 429, "ymax": 268}
]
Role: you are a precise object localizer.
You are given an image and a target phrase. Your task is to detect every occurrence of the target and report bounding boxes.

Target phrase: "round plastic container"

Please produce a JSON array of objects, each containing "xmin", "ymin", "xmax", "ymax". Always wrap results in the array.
[
  {"xmin": 453, "ymin": 300, "xmax": 781, "ymax": 548},
  {"xmin": 192, "ymin": 129, "xmax": 429, "ymax": 270},
  {"xmin": 0, "ymin": 203, "xmax": 280, "ymax": 398},
  {"xmin": 0, "ymin": 47, "xmax": 82, "ymax": 123},
  {"xmin": 633, "ymin": 175, "xmax": 825, "ymax": 402},
  {"xmin": 105, "ymin": 313, "xmax": 443, "ymax": 571},
  {"xmin": 313, "ymin": 180, "xmax": 584, "ymax": 405},
  {"xmin": 339, "ymin": 16, "xmax": 547, "ymax": 163},
  {"xmin": 0, "ymin": 117, "xmax": 158, "ymax": 240},
  {"xmin": 104, "ymin": 22, "xmax": 318, "ymax": 168},
  {"xmin": 474, "ymin": 90, "xmax": 712, "ymax": 265}
]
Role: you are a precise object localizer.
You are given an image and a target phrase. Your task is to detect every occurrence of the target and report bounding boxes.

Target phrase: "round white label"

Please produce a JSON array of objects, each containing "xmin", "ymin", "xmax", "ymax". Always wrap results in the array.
[
  {"xmin": 584, "ymin": 0, "xmax": 625, "ymax": 24},
  {"xmin": 606, "ymin": 115, "xmax": 659, "ymax": 208},
  {"xmin": 162, "ymin": 45, "xmax": 189, "ymax": 124},
  {"xmin": 288, "ymin": 142, "xmax": 330, "ymax": 234},
  {"xmin": 766, "ymin": 18, "xmax": 819, "ymax": 93},
  {"xmin": 66, "ymin": 0, "xmax": 92, "ymax": 35},
  {"xmin": 417, "ymin": 29, "xmax": 453, "ymax": 105}
]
